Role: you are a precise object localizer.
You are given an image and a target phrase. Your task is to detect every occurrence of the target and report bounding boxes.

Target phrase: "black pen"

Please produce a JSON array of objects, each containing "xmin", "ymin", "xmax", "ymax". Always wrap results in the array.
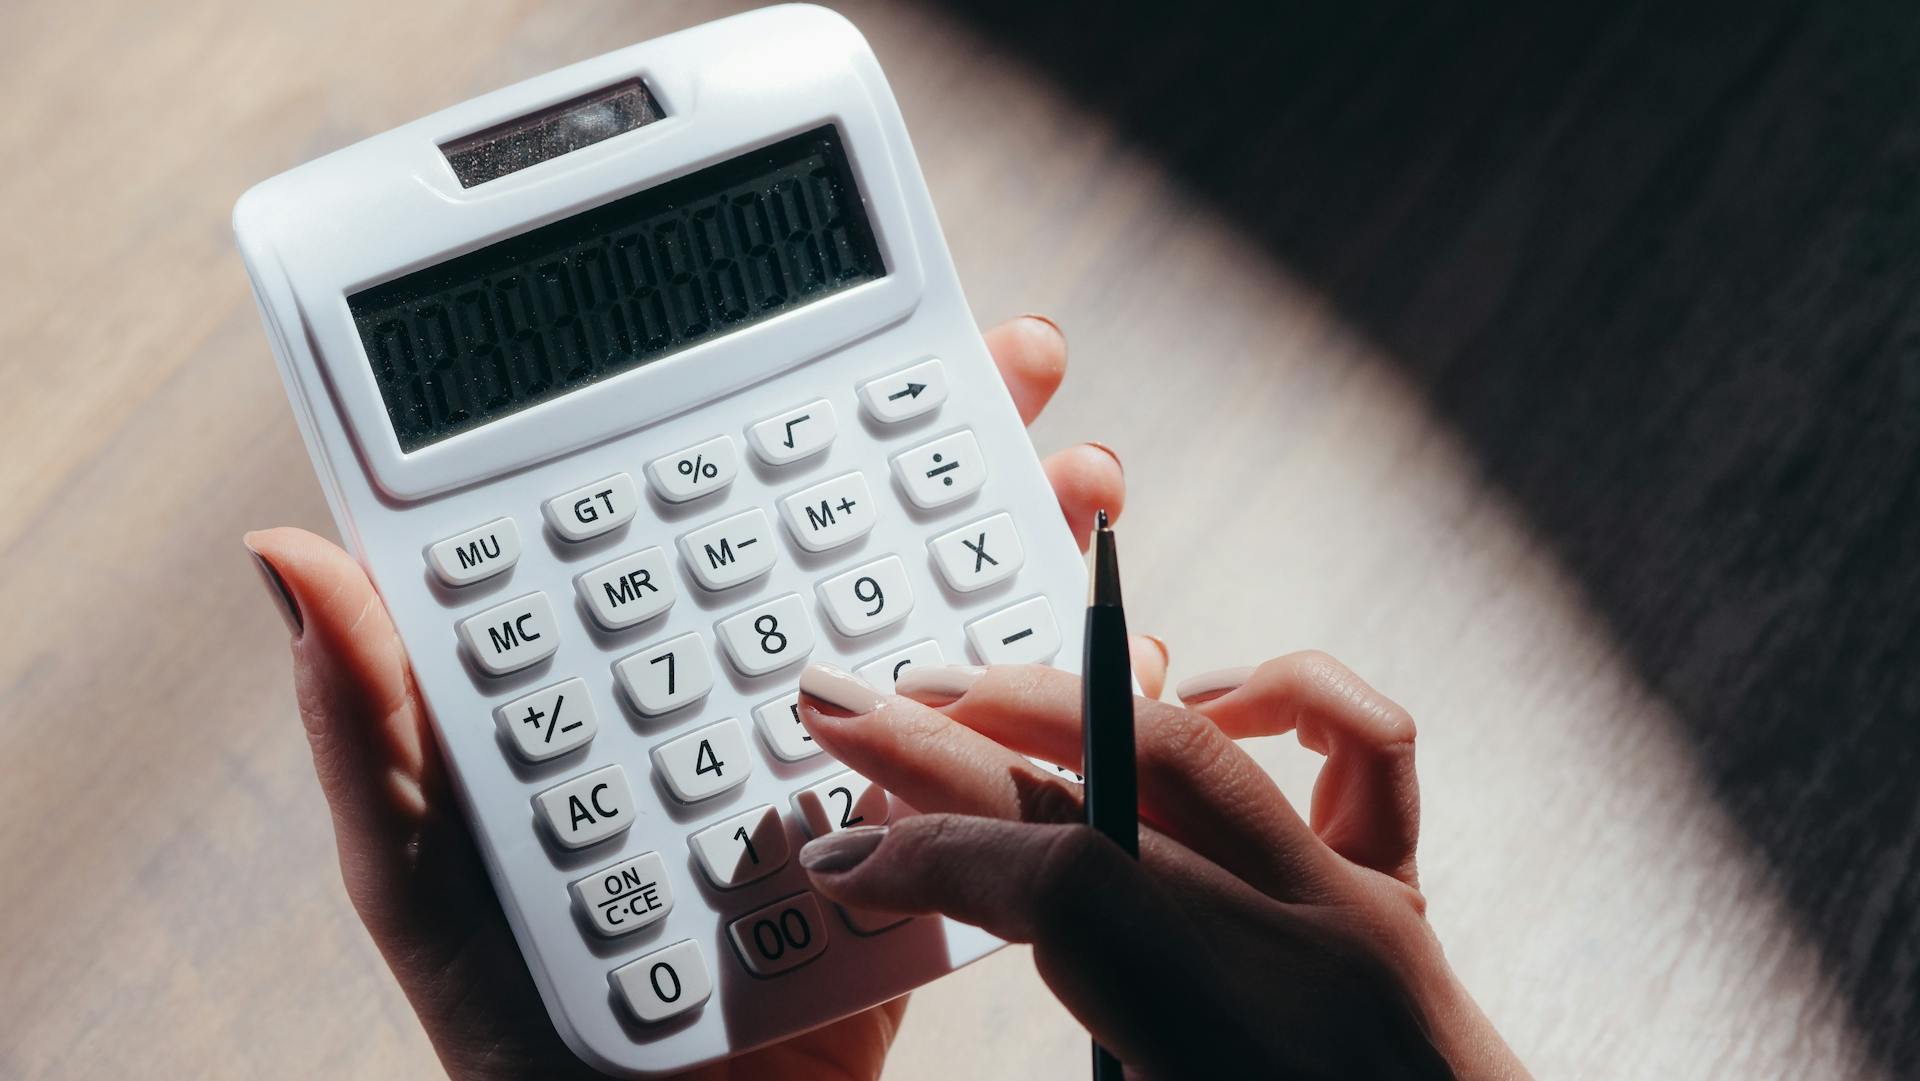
[{"xmin": 1083, "ymin": 508, "xmax": 1136, "ymax": 1081}]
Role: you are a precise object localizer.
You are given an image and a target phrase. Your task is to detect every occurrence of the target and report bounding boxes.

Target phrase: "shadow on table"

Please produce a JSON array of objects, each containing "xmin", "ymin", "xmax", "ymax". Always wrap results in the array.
[{"xmin": 939, "ymin": 0, "xmax": 1920, "ymax": 1071}]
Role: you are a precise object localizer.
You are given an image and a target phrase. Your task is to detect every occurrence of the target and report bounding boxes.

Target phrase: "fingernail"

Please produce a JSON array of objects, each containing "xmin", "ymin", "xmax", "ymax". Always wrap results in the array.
[
  {"xmin": 893, "ymin": 665, "xmax": 986, "ymax": 707},
  {"xmin": 1085, "ymin": 441, "xmax": 1123, "ymax": 476},
  {"xmin": 1176, "ymin": 665, "xmax": 1255, "ymax": 705},
  {"xmin": 799, "ymin": 826, "xmax": 888, "ymax": 873},
  {"xmin": 798, "ymin": 663, "xmax": 885, "ymax": 717},
  {"xmin": 244, "ymin": 535, "xmax": 302, "ymax": 636},
  {"xmin": 1022, "ymin": 312, "xmax": 1065, "ymax": 344},
  {"xmin": 1143, "ymin": 635, "xmax": 1170, "ymax": 667}
]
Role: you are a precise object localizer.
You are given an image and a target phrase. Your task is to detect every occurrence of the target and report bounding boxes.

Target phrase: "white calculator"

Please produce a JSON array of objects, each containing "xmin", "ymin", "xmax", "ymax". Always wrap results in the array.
[{"xmin": 233, "ymin": 5, "xmax": 1086, "ymax": 1077}]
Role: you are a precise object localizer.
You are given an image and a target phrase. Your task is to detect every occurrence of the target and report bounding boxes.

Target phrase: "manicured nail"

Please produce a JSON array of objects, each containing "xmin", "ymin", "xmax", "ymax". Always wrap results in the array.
[
  {"xmin": 1022, "ymin": 312, "xmax": 1065, "ymax": 344},
  {"xmin": 1142, "ymin": 635, "xmax": 1170, "ymax": 667},
  {"xmin": 244, "ymin": 535, "xmax": 302, "ymax": 636},
  {"xmin": 894, "ymin": 665, "xmax": 986, "ymax": 707},
  {"xmin": 1176, "ymin": 666, "xmax": 1255, "ymax": 705},
  {"xmin": 798, "ymin": 664, "xmax": 885, "ymax": 717},
  {"xmin": 1085, "ymin": 441, "xmax": 1122, "ymax": 475},
  {"xmin": 799, "ymin": 826, "xmax": 888, "ymax": 873}
]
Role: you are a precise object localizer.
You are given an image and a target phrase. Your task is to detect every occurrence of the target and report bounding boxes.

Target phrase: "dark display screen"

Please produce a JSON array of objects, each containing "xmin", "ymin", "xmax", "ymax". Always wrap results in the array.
[{"xmin": 348, "ymin": 126, "xmax": 885, "ymax": 451}]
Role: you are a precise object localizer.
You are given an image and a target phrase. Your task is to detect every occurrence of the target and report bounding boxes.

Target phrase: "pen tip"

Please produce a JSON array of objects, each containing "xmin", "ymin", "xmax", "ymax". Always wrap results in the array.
[{"xmin": 1096, "ymin": 508, "xmax": 1110, "ymax": 530}]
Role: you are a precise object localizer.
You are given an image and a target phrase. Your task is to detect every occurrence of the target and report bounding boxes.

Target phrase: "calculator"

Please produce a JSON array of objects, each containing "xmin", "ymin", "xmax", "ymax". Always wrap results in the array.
[{"xmin": 232, "ymin": 5, "xmax": 1087, "ymax": 1077}]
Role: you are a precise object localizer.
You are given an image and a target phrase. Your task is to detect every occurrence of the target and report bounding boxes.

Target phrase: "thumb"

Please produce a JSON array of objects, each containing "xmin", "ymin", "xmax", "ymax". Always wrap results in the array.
[
  {"xmin": 799, "ymin": 816, "xmax": 1261, "ymax": 1077},
  {"xmin": 246, "ymin": 527, "xmax": 588, "ymax": 1077}
]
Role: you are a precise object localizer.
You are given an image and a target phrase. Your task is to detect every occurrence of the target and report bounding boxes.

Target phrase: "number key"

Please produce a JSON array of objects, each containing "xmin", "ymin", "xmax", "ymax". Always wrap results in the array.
[
  {"xmin": 614, "ymin": 631, "xmax": 714, "ymax": 715},
  {"xmin": 611, "ymin": 939, "xmax": 711, "ymax": 1023},
  {"xmin": 793, "ymin": 770, "xmax": 891, "ymax": 838},
  {"xmin": 689, "ymin": 804, "xmax": 789, "ymax": 888},
  {"xmin": 728, "ymin": 892, "xmax": 830, "ymax": 976},
  {"xmin": 717, "ymin": 593, "xmax": 814, "ymax": 676},
  {"xmin": 816, "ymin": 555, "xmax": 913, "ymax": 637},
  {"xmin": 752, "ymin": 691, "xmax": 821, "ymax": 761},
  {"xmin": 652, "ymin": 719, "xmax": 752, "ymax": 803}
]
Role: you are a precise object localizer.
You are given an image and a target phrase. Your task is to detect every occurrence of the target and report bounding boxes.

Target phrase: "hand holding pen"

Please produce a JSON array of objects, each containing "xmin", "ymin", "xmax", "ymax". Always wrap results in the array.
[{"xmin": 796, "ymin": 596, "xmax": 1530, "ymax": 1080}]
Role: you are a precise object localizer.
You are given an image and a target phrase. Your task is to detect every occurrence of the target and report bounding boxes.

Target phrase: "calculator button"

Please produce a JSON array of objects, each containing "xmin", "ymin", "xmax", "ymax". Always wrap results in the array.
[
  {"xmin": 576, "ymin": 547, "xmax": 677, "ymax": 630},
  {"xmin": 892, "ymin": 430, "xmax": 987, "ymax": 509},
  {"xmin": 646, "ymin": 435, "xmax": 738, "ymax": 503},
  {"xmin": 459, "ymin": 592, "xmax": 560, "ymax": 675},
  {"xmin": 817, "ymin": 555, "xmax": 913, "ymax": 637},
  {"xmin": 748, "ymin": 399, "xmax": 836, "ymax": 465},
  {"xmin": 543, "ymin": 473, "xmax": 639, "ymax": 542},
  {"xmin": 614, "ymin": 631, "xmax": 715, "ymax": 715},
  {"xmin": 929, "ymin": 513, "xmax": 1024, "ymax": 592},
  {"xmin": 965, "ymin": 596, "xmax": 1062, "ymax": 665},
  {"xmin": 717, "ymin": 593, "xmax": 815, "ymax": 676},
  {"xmin": 494, "ymin": 677, "xmax": 597, "ymax": 762},
  {"xmin": 534, "ymin": 764, "xmax": 634, "ymax": 849},
  {"xmin": 854, "ymin": 639, "xmax": 946, "ymax": 691},
  {"xmin": 571, "ymin": 851, "xmax": 673, "ymax": 937},
  {"xmin": 426, "ymin": 517, "xmax": 521, "ymax": 587},
  {"xmin": 612, "ymin": 939, "xmax": 711, "ymax": 1023},
  {"xmin": 839, "ymin": 904, "xmax": 911, "ymax": 936},
  {"xmin": 690, "ymin": 804, "xmax": 790, "ymax": 888},
  {"xmin": 858, "ymin": 358, "xmax": 948, "ymax": 423},
  {"xmin": 752, "ymin": 691, "xmax": 822, "ymax": 761},
  {"xmin": 779, "ymin": 472, "xmax": 876, "ymax": 552},
  {"xmin": 729, "ymin": 892, "xmax": 830, "ymax": 976},
  {"xmin": 652, "ymin": 719, "xmax": 753, "ymax": 803},
  {"xmin": 679, "ymin": 508, "xmax": 777, "ymax": 591},
  {"xmin": 793, "ymin": 770, "xmax": 891, "ymax": 837}
]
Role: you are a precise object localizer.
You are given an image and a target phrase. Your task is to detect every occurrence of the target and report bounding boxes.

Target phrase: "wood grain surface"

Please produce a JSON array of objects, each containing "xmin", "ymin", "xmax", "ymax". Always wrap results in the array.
[{"xmin": 1, "ymin": 1, "xmax": 1910, "ymax": 1079}]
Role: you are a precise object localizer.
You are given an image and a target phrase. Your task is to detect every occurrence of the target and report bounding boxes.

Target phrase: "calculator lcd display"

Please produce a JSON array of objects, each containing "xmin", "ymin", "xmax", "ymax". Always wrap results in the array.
[{"xmin": 348, "ymin": 125, "xmax": 885, "ymax": 452}]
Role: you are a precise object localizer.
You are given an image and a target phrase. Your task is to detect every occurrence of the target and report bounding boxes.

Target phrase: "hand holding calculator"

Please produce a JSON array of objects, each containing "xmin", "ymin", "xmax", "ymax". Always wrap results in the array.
[{"xmin": 236, "ymin": 7, "xmax": 1094, "ymax": 1076}]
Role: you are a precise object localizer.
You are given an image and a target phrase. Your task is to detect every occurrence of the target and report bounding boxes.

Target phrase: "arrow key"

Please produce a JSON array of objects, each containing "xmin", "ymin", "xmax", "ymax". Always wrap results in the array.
[{"xmin": 858, "ymin": 358, "xmax": 948, "ymax": 423}]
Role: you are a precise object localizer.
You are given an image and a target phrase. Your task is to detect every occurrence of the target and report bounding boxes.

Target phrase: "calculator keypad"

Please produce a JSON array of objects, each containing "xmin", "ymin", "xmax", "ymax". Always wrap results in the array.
[
  {"xmin": 858, "ymin": 358, "xmax": 948, "ymax": 424},
  {"xmin": 930, "ymin": 513, "xmax": 1024, "ymax": 593},
  {"xmin": 646, "ymin": 435, "xmax": 738, "ymax": 503},
  {"xmin": 679, "ymin": 508, "xmax": 777, "ymax": 591},
  {"xmin": 495, "ymin": 677, "xmax": 597, "ymax": 762},
  {"xmin": 690, "ymin": 804, "xmax": 790, "ymax": 888},
  {"xmin": 435, "ymin": 362, "xmax": 1068, "ymax": 1014},
  {"xmin": 576, "ymin": 547, "xmax": 677, "ymax": 630},
  {"xmin": 966, "ymin": 595, "xmax": 1063, "ymax": 665},
  {"xmin": 427, "ymin": 517, "xmax": 521, "ymax": 587},
  {"xmin": 572, "ymin": 851, "xmax": 674, "ymax": 936},
  {"xmin": 729, "ymin": 893, "xmax": 831, "ymax": 976},
  {"xmin": 535, "ymin": 764, "xmax": 635, "ymax": 849},
  {"xmin": 817, "ymin": 555, "xmax": 913, "ymax": 637},
  {"xmin": 855, "ymin": 639, "xmax": 946, "ymax": 690},
  {"xmin": 544, "ymin": 473, "xmax": 639, "ymax": 542},
  {"xmin": 748, "ymin": 399, "xmax": 837, "ymax": 465},
  {"xmin": 615, "ymin": 632, "xmax": 715, "ymax": 716},
  {"xmin": 793, "ymin": 770, "xmax": 891, "ymax": 837},
  {"xmin": 460, "ymin": 592, "xmax": 561, "ymax": 675},
  {"xmin": 612, "ymin": 940, "xmax": 711, "ymax": 1023},
  {"xmin": 892, "ymin": 430, "xmax": 987, "ymax": 508},
  {"xmin": 779, "ymin": 472, "xmax": 876, "ymax": 552},
  {"xmin": 717, "ymin": 593, "xmax": 815, "ymax": 676},
  {"xmin": 652, "ymin": 719, "xmax": 753, "ymax": 803},
  {"xmin": 752, "ymin": 691, "xmax": 821, "ymax": 761}
]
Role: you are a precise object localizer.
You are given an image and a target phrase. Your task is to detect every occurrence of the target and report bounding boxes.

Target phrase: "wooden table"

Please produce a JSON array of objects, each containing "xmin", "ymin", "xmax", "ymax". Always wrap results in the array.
[{"xmin": 3, "ymin": 1, "xmax": 1910, "ymax": 1078}]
